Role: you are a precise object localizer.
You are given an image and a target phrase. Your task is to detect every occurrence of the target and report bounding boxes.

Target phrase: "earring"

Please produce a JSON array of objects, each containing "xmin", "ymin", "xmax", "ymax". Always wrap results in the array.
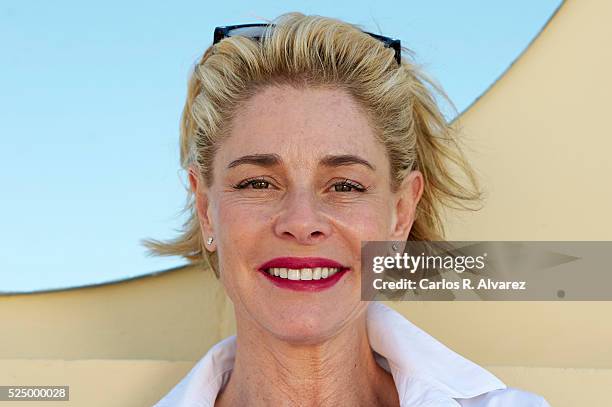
[
  {"xmin": 392, "ymin": 243, "xmax": 398, "ymax": 252},
  {"xmin": 206, "ymin": 237, "xmax": 214, "ymax": 245}
]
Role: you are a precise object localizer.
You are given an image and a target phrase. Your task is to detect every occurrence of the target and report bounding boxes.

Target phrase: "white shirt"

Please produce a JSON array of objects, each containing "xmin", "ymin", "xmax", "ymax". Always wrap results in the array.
[{"xmin": 154, "ymin": 301, "xmax": 551, "ymax": 406}]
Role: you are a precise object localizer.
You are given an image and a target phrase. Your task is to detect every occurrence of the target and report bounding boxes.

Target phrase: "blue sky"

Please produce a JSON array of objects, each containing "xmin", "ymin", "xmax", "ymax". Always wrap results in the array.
[{"xmin": 0, "ymin": 0, "xmax": 562, "ymax": 293}]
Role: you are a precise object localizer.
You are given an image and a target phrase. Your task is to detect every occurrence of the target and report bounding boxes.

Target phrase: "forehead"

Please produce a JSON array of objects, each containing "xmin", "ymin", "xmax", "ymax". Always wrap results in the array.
[{"xmin": 216, "ymin": 84, "xmax": 387, "ymax": 169}]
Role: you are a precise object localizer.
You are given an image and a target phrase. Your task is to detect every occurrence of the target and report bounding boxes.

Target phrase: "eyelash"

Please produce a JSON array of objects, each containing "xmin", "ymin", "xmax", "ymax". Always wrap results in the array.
[{"xmin": 232, "ymin": 177, "xmax": 367, "ymax": 193}]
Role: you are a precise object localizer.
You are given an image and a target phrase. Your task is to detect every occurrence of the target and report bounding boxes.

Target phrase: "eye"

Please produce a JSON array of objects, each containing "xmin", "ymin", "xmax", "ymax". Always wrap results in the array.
[
  {"xmin": 233, "ymin": 177, "xmax": 272, "ymax": 190},
  {"xmin": 232, "ymin": 177, "xmax": 367, "ymax": 192},
  {"xmin": 332, "ymin": 179, "xmax": 367, "ymax": 193}
]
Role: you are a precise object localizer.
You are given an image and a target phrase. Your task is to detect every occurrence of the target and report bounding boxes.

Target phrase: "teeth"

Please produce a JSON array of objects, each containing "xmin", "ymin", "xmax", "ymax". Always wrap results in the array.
[{"xmin": 265, "ymin": 267, "xmax": 341, "ymax": 280}]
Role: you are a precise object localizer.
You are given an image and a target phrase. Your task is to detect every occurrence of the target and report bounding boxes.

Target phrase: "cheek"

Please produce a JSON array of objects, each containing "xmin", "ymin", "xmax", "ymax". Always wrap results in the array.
[
  {"xmin": 331, "ymin": 197, "xmax": 392, "ymax": 235},
  {"xmin": 327, "ymin": 201, "xmax": 393, "ymax": 264},
  {"xmin": 216, "ymin": 199, "xmax": 273, "ymax": 242},
  {"xmin": 214, "ymin": 199, "xmax": 272, "ymax": 280}
]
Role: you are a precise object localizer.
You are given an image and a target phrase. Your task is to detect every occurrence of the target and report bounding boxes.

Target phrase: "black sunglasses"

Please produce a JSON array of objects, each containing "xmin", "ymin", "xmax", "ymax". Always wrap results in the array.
[{"xmin": 213, "ymin": 23, "xmax": 402, "ymax": 65}]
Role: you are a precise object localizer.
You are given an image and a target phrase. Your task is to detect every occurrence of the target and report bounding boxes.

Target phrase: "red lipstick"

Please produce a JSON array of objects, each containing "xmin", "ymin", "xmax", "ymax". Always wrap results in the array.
[{"xmin": 257, "ymin": 257, "xmax": 351, "ymax": 292}]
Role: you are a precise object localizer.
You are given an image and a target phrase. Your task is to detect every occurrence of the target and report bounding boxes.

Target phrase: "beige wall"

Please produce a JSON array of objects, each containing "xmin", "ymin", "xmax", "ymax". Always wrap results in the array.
[
  {"xmin": 1, "ymin": 268, "xmax": 611, "ymax": 406},
  {"xmin": 2, "ymin": 0, "xmax": 612, "ymax": 405},
  {"xmin": 1, "ymin": 267, "xmax": 611, "ymax": 367},
  {"xmin": 444, "ymin": 0, "xmax": 612, "ymax": 241}
]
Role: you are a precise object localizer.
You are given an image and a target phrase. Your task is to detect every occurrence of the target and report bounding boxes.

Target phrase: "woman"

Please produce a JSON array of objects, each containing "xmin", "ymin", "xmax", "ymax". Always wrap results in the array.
[{"xmin": 147, "ymin": 12, "xmax": 550, "ymax": 406}]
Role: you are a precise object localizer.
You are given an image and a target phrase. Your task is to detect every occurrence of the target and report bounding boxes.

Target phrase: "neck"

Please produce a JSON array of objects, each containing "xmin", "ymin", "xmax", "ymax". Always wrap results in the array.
[{"xmin": 215, "ymin": 308, "xmax": 399, "ymax": 407}]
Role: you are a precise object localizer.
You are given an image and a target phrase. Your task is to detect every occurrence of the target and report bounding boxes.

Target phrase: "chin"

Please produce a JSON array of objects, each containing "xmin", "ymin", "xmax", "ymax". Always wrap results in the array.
[{"xmin": 270, "ymin": 326, "xmax": 336, "ymax": 345}]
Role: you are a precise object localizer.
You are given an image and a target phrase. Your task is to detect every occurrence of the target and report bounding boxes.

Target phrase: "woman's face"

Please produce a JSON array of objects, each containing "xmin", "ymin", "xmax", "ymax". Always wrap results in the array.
[{"xmin": 191, "ymin": 84, "xmax": 422, "ymax": 343}]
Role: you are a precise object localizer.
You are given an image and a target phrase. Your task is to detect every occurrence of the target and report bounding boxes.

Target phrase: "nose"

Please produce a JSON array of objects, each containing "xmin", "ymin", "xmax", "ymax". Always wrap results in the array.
[{"xmin": 273, "ymin": 188, "xmax": 332, "ymax": 245}]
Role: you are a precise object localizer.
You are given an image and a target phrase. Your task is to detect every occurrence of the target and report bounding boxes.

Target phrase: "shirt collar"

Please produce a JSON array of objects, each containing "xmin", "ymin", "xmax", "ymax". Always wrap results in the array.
[
  {"xmin": 366, "ymin": 301, "xmax": 506, "ymax": 402},
  {"xmin": 155, "ymin": 301, "xmax": 506, "ymax": 407}
]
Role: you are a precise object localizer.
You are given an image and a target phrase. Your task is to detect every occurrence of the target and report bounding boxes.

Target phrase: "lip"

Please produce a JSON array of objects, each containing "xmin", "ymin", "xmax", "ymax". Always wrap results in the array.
[{"xmin": 257, "ymin": 257, "xmax": 351, "ymax": 292}]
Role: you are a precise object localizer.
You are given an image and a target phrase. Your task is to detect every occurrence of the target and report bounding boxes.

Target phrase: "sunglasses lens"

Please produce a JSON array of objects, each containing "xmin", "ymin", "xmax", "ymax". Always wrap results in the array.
[{"xmin": 226, "ymin": 25, "xmax": 268, "ymax": 40}]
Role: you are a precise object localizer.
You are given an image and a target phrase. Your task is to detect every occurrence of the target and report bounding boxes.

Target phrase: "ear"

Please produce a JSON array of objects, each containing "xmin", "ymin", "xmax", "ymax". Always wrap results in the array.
[
  {"xmin": 389, "ymin": 170, "xmax": 424, "ymax": 241},
  {"xmin": 188, "ymin": 165, "xmax": 216, "ymax": 252}
]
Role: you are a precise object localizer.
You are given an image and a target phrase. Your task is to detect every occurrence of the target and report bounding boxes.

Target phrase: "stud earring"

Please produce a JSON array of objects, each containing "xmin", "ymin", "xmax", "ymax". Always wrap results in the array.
[
  {"xmin": 206, "ymin": 237, "xmax": 214, "ymax": 245},
  {"xmin": 392, "ymin": 243, "xmax": 398, "ymax": 251}
]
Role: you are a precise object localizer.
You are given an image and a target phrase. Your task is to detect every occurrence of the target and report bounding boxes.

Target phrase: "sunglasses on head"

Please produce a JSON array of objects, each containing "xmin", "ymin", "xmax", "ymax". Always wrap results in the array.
[{"xmin": 213, "ymin": 23, "xmax": 402, "ymax": 65}]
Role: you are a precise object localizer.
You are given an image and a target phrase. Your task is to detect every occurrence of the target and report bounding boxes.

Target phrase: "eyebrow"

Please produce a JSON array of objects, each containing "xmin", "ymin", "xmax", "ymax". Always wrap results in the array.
[
  {"xmin": 227, "ymin": 154, "xmax": 281, "ymax": 169},
  {"xmin": 320, "ymin": 154, "xmax": 376, "ymax": 171},
  {"xmin": 227, "ymin": 153, "xmax": 376, "ymax": 171}
]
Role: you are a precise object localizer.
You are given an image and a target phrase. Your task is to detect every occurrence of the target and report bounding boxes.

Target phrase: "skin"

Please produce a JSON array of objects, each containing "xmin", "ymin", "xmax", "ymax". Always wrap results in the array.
[{"xmin": 188, "ymin": 84, "xmax": 424, "ymax": 407}]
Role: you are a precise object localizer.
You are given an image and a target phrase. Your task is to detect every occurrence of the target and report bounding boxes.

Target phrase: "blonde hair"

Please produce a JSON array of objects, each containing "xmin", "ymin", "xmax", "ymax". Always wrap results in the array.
[{"xmin": 142, "ymin": 12, "xmax": 483, "ymax": 278}]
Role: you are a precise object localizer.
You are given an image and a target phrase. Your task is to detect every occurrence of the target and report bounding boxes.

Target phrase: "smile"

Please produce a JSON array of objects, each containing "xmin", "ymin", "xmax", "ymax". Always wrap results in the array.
[
  {"xmin": 257, "ymin": 257, "xmax": 350, "ymax": 291},
  {"xmin": 265, "ymin": 267, "xmax": 340, "ymax": 280}
]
